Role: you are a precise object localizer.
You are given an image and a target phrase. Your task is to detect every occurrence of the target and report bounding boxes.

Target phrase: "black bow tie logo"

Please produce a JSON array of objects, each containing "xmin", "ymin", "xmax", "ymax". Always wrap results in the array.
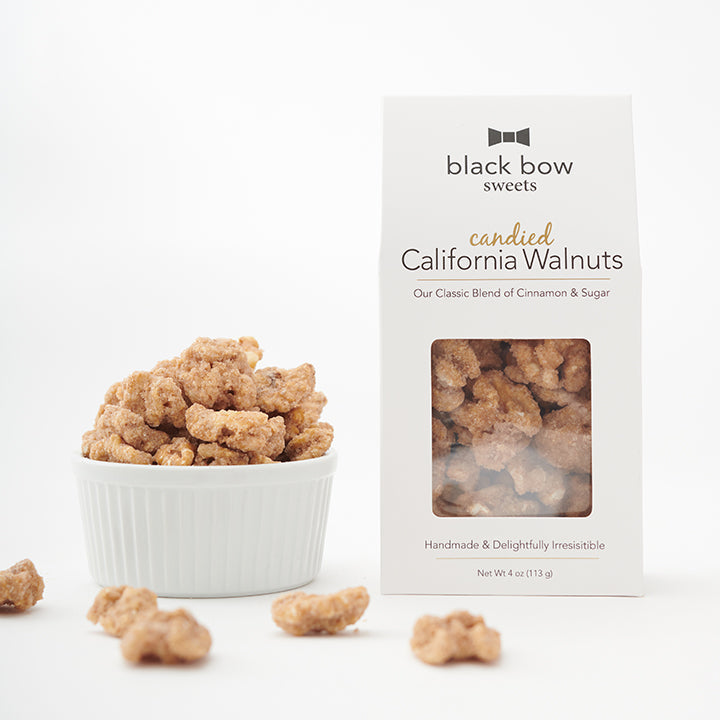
[{"xmin": 488, "ymin": 128, "xmax": 530, "ymax": 147}]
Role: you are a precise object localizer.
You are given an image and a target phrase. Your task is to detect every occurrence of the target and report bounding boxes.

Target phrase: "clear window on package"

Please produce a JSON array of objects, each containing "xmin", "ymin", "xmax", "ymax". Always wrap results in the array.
[{"xmin": 431, "ymin": 339, "xmax": 592, "ymax": 518}]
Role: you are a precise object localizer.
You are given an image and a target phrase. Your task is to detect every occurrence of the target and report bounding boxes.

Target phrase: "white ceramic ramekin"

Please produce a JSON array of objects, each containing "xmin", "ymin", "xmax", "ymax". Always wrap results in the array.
[{"xmin": 73, "ymin": 451, "xmax": 336, "ymax": 597}]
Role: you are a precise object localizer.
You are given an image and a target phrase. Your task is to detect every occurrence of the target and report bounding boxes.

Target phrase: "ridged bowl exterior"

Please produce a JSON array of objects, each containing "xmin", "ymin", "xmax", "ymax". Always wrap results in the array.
[{"xmin": 73, "ymin": 452, "xmax": 336, "ymax": 597}]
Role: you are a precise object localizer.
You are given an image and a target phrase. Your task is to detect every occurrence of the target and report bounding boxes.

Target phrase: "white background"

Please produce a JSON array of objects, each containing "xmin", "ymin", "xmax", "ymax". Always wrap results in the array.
[{"xmin": 1, "ymin": 1, "xmax": 718, "ymax": 718}]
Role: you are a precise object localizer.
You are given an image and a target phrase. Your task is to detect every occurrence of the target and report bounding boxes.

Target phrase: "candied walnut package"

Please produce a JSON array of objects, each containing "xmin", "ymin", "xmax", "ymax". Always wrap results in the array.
[{"xmin": 381, "ymin": 96, "xmax": 642, "ymax": 596}]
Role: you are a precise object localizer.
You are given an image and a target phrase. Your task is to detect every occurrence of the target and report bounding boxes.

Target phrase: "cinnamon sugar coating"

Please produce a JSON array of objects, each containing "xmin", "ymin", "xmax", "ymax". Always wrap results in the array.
[
  {"xmin": 154, "ymin": 337, "xmax": 257, "ymax": 412},
  {"xmin": 185, "ymin": 404, "xmax": 278, "ymax": 454},
  {"xmin": 85, "ymin": 432, "xmax": 154, "ymax": 464},
  {"xmin": 87, "ymin": 586, "xmax": 158, "ymax": 637},
  {"xmin": 534, "ymin": 403, "xmax": 592, "ymax": 474},
  {"xmin": 120, "ymin": 608, "xmax": 211, "ymax": 663},
  {"xmin": 254, "ymin": 364, "xmax": 316, "ymax": 414},
  {"xmin": 117, "ymin": 371, "xmax": 188, "ymax": 429},
  {"xmin": 271, "ymin": 586, "xmax": 369, "ymax": 636},
  {"xmin": 193, "ymin": 442, "xmax": 249, "ymax": 466},
  {"xmin": 96, "ymin": 405, "xmax": 170, "ymax": 453},
  {"xmin": 410, "ymin": 611, "xmax": 501, "ymax": 665},
  {"xmin": 154, "ymin": 436, "xmax": 196, "ymax": 466},
  {"xmin": 432, "ymin": 338, "xmax": 592, "ymax": 517},
  {"xmin": 82, "ymin": 337, "xmax": 333, "ymax": 465},
  {"xmin": 0, "ymin": 559, "xmax": 44, "ymax": 610},
  {"xmin": 283, "ymin": 422, "xmax": 334, "ymax": 461}
]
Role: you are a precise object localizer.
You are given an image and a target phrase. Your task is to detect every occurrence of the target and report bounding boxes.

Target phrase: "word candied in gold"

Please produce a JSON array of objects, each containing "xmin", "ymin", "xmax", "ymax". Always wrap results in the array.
[{"xmin": 470, "ymin": 221, "xmax": 554, "ymax": 248}]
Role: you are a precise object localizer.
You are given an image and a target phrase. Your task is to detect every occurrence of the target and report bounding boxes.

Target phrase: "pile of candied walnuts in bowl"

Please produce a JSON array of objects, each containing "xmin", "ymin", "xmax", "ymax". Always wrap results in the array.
[{"xmin": 81, "ymin": 337, "xmax": 333, "ymax": 466}]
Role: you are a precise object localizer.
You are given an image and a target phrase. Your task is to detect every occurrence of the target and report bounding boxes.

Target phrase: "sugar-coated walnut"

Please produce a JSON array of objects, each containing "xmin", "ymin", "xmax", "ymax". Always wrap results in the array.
[
  {"xmin": 534, "ymin": 403, "xmax": 592, "ymax": 474},
  {"xmin": 87, "ymin": 586, "xmax": 158, "ymax": 637},
  {"xmin": 453, "ymin": 371, "xmax": 542, "ymax": 440},
  {"xmin": 410, "ymin": 611, "xmax": 501, "ymax": 665},
  {"xmin": 561, "ymin": 473, "xmax": 592, "ymax": 516},
  {"xmin": 506, "ymin": 449, "xmax": 567, "ymax": 510},
  {"xmin": 96, "ymin": 405, "xmax": 170, "ymax": 453},
  {"xmin": 432, "ymin": 416, "xmax": 453, "ymax": 459},
  {"xmin": 193, "ymin": 442, "xmax": 249, "ymax": 466},
  {"xmin": 445, "ymin": 446, "xmax": 481, "ymax": 489},
  {"xmin": 431, "ymin": 339, "xmax": 481, "ymax": 388},
  {"xmin": 431, "ymin": 340, "xmax": 482, "ymax": 414},
  {"xmin": 0, "ymin": 559, "xmax": 44, "ymax": 610},
  {"xmin": 431, "ymin": 376, "xmax": 465, "ymax": 413},
  {"xmin": 154, "ymin": 436, "xmax": 196, "ymax": 466},
  {"xmin": 504, "ymin": 339, "xmax": 564, "ymax": 390},
  {"xmin": 185, "ymin": 404, "xmax": 277, "ymax": 453},
  {"xmin": 154, "ymin": 337, "xmax": 257, "ymax": 412},
  {"xmin": 254, "ymin": 364, "xmax": 315, "ymax": 414},
  {"xmin": 271, "ymin": 586, "xmax": 369, "ymax": 636},
  {"xmin": 556, "ymin": 339, "xmax": 590, "ymax": 393},
  {"xmin": 469, "ymin": 339, "xmax": 506, "ymax": 370},
  {"xmin": 117, "ymin": 371, "xmax": 188, "ymax": 428},
  {"xmin": 86, "ymin": 432, "xmax": 154, "ymax": 464},
  {"xmin": 470, "ymin": 423, "xmax": 533, "ymax": 472},
  {"xmin": 263, "ymin": 416, "xmax": 288, "ymax": 459},
  {"xmin": 283, "ymin": 422, "xmax": 334, "ymax": 461},
  {"xmin": 120, "ymin": 608, "xmax": 211, "ymax": 663},
  {"xmin": 237, "ymin": 336, "xmax": 263, "ymax": 368},
  {"xmin": 283, "ymin": 391, "xmax": 327, "ymax": 441}
]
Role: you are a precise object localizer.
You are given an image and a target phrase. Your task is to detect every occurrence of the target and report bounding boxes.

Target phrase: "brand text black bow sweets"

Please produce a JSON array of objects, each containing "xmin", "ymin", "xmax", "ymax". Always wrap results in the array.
[{"xmin": 488, "ymin": 128, "xmax": 530, "ymax": 147}]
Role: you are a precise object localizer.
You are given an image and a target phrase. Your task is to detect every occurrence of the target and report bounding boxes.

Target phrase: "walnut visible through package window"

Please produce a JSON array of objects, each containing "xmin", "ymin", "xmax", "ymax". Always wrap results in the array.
[{"xmin": 431, "ymin": 339, "xmax": 591, "ymax": 517}]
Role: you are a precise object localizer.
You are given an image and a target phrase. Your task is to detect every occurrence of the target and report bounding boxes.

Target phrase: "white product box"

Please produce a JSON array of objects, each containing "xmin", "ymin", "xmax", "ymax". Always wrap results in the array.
[{"xmin": 380, "ymin": 96, "xmax": 642, "ymax": 596}]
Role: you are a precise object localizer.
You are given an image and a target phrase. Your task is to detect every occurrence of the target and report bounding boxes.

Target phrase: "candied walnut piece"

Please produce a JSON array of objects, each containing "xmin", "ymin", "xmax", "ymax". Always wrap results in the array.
[
  {"xmin": 453, "ymin": 370, "xmax": 542, "ymax": 438},
  {"xmin": 431, "ymin": 376, "xmax": 465, "ymax": 413},
  {"xmin": 561, "ymin": 473, "xmax": 592, "ymax": 516},
  {"xmin": 87, "ymin": 433, "xmax": 153, "ymax": 465},
  {"xmin": 254, "ymin": 363, "xmax": 315, "ymax": 414},
  {"xmin": 262, "ymin": 416, "xmax": 287, "ymax": 459},
  {"xmin": 444, "ymin": 446, "xmax": 481, "ymax": 489},
  {"xmin": 556, "ymin": 338, "xmax": 590, "ymax": 393},
  {"xmin": 237, "ymin": 336, "xmax": 263, "ymax": 368},
  {"xmin": 431, "ymin": 416, "xmax": 452, "ymax": 459},
  {"xmin": 410, "ymin": 611, "xmax": 501, "ymax": 665},
  {"xmin": 96, "ymin": 405, "xmax": 170, "ymax": 453},
  {"xmin": 469, "ymin": 339, "xmax": 506, "ymax": 370},
  {"xmin": 193, "ymin": 442, "xmax": 249, "ymax": 466},
  {"xmin": 506, "ymin": 450, "xmax": 567, "ymax": 510},
  {"xmin": 432, "ymin": 339, "xmax": 481, "ymax": 388},
  {"xmin": 271, "ymin": 586, "xmax": 369, "ymax": 636},
  {"xmin": 120, "ymin": 608, "xmax": 212, "ymax": 664},
  {"xmin": 534, "ymin": 403, "xmax": 592, "ymax": 474},
  {"xmin": 154, "ymin": 436, "xmax": 196, "ymax": 466},
  {"xmin": 0, "ymin": 559, "xmax": 44, "ymax": 610},
  {"xmin": 505, "ymin": 339, "xmax": 564, "ymax": 390},
  {"xmin": 118, "ymin": 371, "xmax": 188, "ymax": 429},
  {"xmin": 470, "ymin": 423, "xmax": 533, "ymax": 472},
  {"xmin": 154, "ymin": 337, "xmax": 257, "ymax": 411},
  {"xmin": 283, "ymin": 422, "xmax": 334, "ymax": 461},
  {"xmin": 185, "ymin": 404, "xmax": 275, "ymax": 453},
  {"xmin": 87, "ymin": 586, "xmax": 158, "ymax": 637},
  {"xmin": 283, "ymin": 391, "xmax": 328, "ymax": 441}
]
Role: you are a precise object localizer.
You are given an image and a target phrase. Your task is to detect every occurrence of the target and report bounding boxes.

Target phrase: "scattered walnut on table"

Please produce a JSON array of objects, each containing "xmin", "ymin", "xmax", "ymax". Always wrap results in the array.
[
  {"xmin": 271, "ymin": 586, "xmax": 369, "ymax": 636},
  {"xmin": 0, "ymin": 559, "xmax": 44, "ymax": 611},
  {"xmin": 87, "ymin": 586, "xmax": 158, "ymax": 638},
  {"xmin": 410, "ymin": 611, "xmax": 501, "ymax": 665},
  {"xmin": 120, "ymin": 608, "xmax": 212, "ymax": 664}
]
